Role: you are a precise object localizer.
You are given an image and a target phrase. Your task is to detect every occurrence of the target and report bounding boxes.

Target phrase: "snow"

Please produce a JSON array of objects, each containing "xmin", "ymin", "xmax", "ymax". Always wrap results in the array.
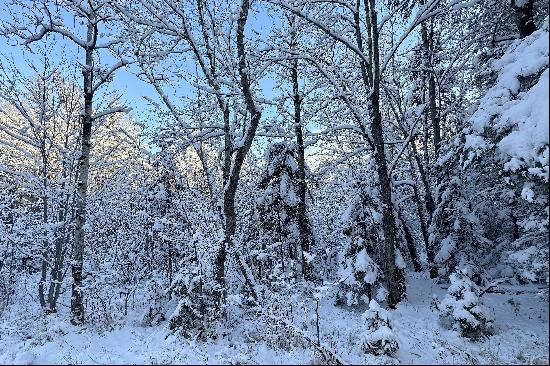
[
  {"xmin": 470, "ymin": 22, "xmax": 548, "ymax": 134},
  {"xmin": 498, "ymin": 69, "xmax": 549, "ymax": 174},
  {"xmin": 302, "ymin": 251, "xmax": 315, "ymax": 264},
  {"xmin": 464, "ymin": 134, "xmax": 490, "ymax": 151},
  {"xmin": 435, "ymin": 236, "xmax": 456, "ymax": 263},
  {"xmin": 468, "ymin": 21, "xmax": 549, "ymax": 179},
  {"xmin": 521, "ymin": 182, "xmax": 535, "ymax": 203},
  {"xmin": 0, "ymin": 1, "xmax": 548, "ymax": 365},
  {"xmin": 395, "ymin": 249, "xmax": 406, "ymax": 270},
  {"xmin": 355, "ymin": 249, "xmax": 371, "ymax": 272},
  {"xmin": 514, "ymin": 0, "xmax": 529, "ymax": 6},
  {"xmin": 1, "ymin": 274, "xmax": 547, "ymax": 364}
]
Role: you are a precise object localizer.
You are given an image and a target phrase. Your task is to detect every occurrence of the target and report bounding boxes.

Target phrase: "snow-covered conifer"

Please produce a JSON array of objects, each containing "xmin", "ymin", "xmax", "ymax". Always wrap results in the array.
[
  {"xmin": 360, "ymin": 300, "xmax": 399, "ymax": 356},
  {"xmin": 439, "ymin": 267, "xmax": 494, "ymax": 340}
]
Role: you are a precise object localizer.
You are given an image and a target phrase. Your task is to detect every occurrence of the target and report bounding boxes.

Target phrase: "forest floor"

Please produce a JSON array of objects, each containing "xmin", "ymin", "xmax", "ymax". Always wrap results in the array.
[{"xmin": 0, "ymin": 273, "xmax": 548, "ymax": 365}]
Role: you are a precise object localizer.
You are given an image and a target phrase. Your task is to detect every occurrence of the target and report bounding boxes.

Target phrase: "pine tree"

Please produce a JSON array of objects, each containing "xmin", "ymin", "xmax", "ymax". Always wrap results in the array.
[
  {"xmin": 439, "ymin": 267, "xmax": 494, "ymax": 340},
  {"xmin": 360, "ymin": 299, "xmax": 399, "ymax": 356},
  {"xmin": 255, "ymin": 142, "xmax": 313, "ymax": 282}
]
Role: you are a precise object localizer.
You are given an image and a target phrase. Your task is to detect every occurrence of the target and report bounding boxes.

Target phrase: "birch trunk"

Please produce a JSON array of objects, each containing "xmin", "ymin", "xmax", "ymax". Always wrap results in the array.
[{"xmin": 71, "ymin": 20, "xmax": 95, "ymax": 325}]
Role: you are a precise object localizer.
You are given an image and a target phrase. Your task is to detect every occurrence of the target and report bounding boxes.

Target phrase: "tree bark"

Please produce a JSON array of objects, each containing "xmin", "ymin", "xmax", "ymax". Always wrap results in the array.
[
  {"xmin": 398, "ymin": 211, "xmax": 422, "ymax": 272},
  {"xmin": 71, "ymin": 20, "xmax": 96, "ymax": 325},
  {"xmin": 290, "ymin": 44, "xmax": 313, "ymax": 281},
  {"xmin": 214, "ymin": 0, "xmax": 260, "ymax": 305},
  {"xmin": 511, "ymin": 0, "xmax": 537, "ymax": 38},
  {"xmin": 352, "ymin": 0, "xmax": 406, "ymax": 306},
  {"xmin": 409, "ymin": 149, "xmax": 438, "ymax": 278},
  {"xmin": 420, "ymin": 0, "xmax": 440, "ymax": 159},
  {"xmin": 38, "ymin": 140, "xmax": 48, "ymax": 309},
  {"xmin": 366, "ymin": 0, "xmax": 406, "ymax": 307}
]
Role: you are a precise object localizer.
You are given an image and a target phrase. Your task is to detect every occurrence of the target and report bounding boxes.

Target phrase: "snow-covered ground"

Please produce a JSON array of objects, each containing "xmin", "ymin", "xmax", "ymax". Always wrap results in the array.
[{"xmin": 1, "ymin": 274, "xmax": 547, "ymax": 365}]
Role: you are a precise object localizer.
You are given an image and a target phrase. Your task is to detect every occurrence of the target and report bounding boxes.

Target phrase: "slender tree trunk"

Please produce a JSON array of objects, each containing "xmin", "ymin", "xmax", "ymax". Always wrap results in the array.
[
  {"xmin": 49, "ymin": 229, "xmax": 65, "ymax": 311},
  {"xmin": 38, "ymin": 78, "xmax": 49, "ymax": 310},
  {"xmin": 511, "ymin": 196, "xmax": 520, "ymax": 241},
  {"xmin": 419, "ymin": 1, "xmax": 441, "ymax": 279},
  {"xmin": 411, "ymin": 141, "xmax": 435, "ymax": 218},
  {"xmin": 38, "ymin": 155, "xmax": 48, "ymax": 309},
  {"xmin": 51, "ymin": 146, "xmax": 72, "ymax": 311},
  {"xmin": 353, "ymin": 0, "xmax": 406, "ymax": 306},
  {"xmin": 71, "ymin": 21, "xmax": 95, "ymax": 325},
  {"xmin": 421, "ymin": 21, "xmax": 440, "ymax": 158},
  {"xmin": 366, "ymin": 0, "xmax": 406, "ymax": 308},
  {"xmin": 512, "ymin": 0, "xmax": 537, "ymax": 38},
  {"xmin": 216, "ymin": 185, "xmax": 257, "ymax": 303},
  {"xmin": 38, "ymin": 197, "xmax": 48, "ymax": 309},
  {"xmin": 398, "ymin": 211, "xmax": 422, "ymax": 272},
  {"xmin": 47, "ymin": 222, "xmax": 64, "ymax": 312},
  {"xmin": 290, "ymin": 53, "xmax": 312, "ymax": 281},
  {"xmin": 214, "ymin": 0, "xmax": 260, "ymax": 305},
  {"xmin": 412, "ymin": 182, "xmax": 436, "ymax": 275},
  {"xmin": 428, "ymin": 75, "xmax": 439, "ymax": 156},
  {"xmin": 409, "ymin": 151, "xmax": 438, "ymax": 278}
]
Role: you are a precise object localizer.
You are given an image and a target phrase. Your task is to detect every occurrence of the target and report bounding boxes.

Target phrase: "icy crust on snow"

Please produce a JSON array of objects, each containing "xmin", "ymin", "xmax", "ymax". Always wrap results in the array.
[{"xmin": 468, "ymin": 20, "xmax": 549, "ymax": 178}]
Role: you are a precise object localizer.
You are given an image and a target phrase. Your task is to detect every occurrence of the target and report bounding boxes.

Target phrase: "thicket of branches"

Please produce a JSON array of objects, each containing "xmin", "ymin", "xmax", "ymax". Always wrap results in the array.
[{"xmin": 0, "ymin": 0, "xmax": 547, "ymax": 342}]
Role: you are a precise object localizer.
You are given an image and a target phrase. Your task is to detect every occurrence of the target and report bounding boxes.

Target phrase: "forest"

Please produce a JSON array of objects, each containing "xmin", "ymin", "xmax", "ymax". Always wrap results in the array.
[{"xmin": 0, "ymin": 0, "xmax": 548, "ymax": 364}]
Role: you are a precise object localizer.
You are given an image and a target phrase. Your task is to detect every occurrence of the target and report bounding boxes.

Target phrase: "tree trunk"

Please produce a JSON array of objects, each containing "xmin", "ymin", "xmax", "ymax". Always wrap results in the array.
[
  {"xmin": 213, "ymin": 0, "xmax": 260, "ymax": 305},
  {"xmin": 47, "ymin": 223, "xmax": 64, "ymax": 312},
  {"xmin": 412, "ymin": 181, "xmax": 437, "ymax": 276},
  {"xmin": 38, "ymin": 157, "xmax": 48, "ymax": 309},
  {"xmin": 421, "ymin": 21, "xmax": 440, "ymax": 158},
  {"xmin": 409, "ymin": 151, "xmax": 438, "ymax": 278},
  {"xmin": 71, "ymin": 21, "xmax": 95, "ymax": 325},
  {"xmin": 354, "ymin": 0, "xmax": 406, "ymax": 306},
  {"xmin": 38, "ymin": 78, "xmax": 49, "ymax": 310},
  {"xmin": 512, "ymin": 0, "xmax": 537, "ymax": 38},
  {"xmin": 366, "ymin": 0, "xmax": 406, "ymax": 308},
  {"xmin": 398, "ymin": 211, "xmax": 422, "ymax": 272},
  {"xmin": 290, "ymin": 49, "xmax": 313, "ymax": 281}
]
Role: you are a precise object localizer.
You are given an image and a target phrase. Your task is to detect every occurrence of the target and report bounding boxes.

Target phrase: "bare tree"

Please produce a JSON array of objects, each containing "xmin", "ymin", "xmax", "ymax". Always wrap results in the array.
[
  {"xmin": 2, "ymin": 0, "xmax": 129, "ymax": 324},
  {"xmin": 0, "ymin": 50, "xmax": 82, "ymax": 313},
  {"xmin": 118, "ymin": 0, "xmax": 265, "ymax": 304}
]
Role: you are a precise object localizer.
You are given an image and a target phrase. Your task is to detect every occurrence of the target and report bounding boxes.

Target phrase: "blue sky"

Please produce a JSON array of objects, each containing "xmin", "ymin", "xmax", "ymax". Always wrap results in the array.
[{"xmin": 0, "ymin": 2, "xmax": 281, "ymax": 132}]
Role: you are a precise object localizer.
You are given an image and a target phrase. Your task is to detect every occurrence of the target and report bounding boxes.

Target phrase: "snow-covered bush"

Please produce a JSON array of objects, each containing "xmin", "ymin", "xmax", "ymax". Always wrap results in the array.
[
  {"xmin": 140, "ymin": 275, "xmax": 167, "ymax": 326},
  {"xmin": 336, "ymin": 170, "xmax": 385, "ymax": 306},
  {"xmin": 439, "ymin": 267, "xmax": 494, "ymax": 340},
  {"xmin": 166, "ymin": 263, "xmax": 213, "ymax": 337},
  {"xmin": 461, "ymin": 20, "xmax": 549, "ymax": 284},
  {"xmin": 429, "ymin": 172, "xmax": 493, "ymax": 279},
  {"xmin": 360, "ymin": 300, "xmax": 399, "ymax": 356},
  {"xmin": 338, "ymin": 242, "xmax": 381, "ymax": 306},
  {"xmin": 254, "ymin": 142, "xmax": 313, "ymax": 282}
]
